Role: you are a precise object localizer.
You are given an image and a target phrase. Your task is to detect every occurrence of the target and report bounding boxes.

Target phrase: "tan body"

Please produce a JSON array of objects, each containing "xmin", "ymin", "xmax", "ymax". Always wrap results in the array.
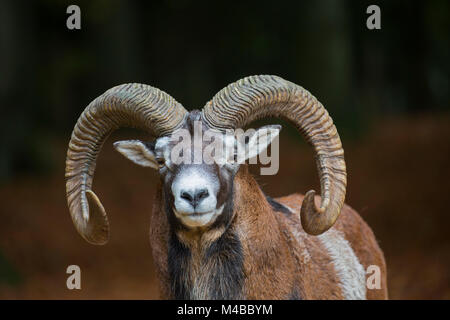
[{"xmin": 150, "ymin": 167, "xmax": 388, "ymax": 300}]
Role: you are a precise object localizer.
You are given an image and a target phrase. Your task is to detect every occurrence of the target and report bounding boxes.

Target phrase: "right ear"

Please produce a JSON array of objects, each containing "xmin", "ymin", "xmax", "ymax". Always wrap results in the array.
[{"xmin": 113, "ymin": 140, "xmax": 159, "ymax": 169}]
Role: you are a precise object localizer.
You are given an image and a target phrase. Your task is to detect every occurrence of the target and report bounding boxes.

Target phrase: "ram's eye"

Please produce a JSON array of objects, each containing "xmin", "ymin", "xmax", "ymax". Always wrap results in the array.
[{"xmin": 156, "ymin": 158, "xmax": 165, "ymax": 167}]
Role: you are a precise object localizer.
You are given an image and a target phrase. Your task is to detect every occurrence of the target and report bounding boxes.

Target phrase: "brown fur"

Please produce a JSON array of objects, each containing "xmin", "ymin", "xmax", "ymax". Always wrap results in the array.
[{"xmin": 149, "ymin": 165, "xmax": 388, "ymax": 299}]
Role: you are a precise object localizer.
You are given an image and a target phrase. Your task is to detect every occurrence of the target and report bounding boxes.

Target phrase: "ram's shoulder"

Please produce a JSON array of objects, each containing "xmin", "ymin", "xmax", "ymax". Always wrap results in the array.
[
  {"xmin": 273, "ymin": 194, "xmax": 365, "ymax": 229},
  {"xmin": 272, "ymin": 194, "xmax": 376, "ymax": 243},
  {"xmin": 273, "ymin": 193, "xmax": 304, "ymax": 214}
]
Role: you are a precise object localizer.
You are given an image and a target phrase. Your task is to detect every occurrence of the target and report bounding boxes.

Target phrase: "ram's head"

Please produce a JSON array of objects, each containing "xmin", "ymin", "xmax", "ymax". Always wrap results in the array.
[
  {"xmin": 113, "ymin": 110, "xmax": 280, "ymax": 229},
  {"xmin": 65, "ymin": 75, "xmax": 346, "ymax": 244}
]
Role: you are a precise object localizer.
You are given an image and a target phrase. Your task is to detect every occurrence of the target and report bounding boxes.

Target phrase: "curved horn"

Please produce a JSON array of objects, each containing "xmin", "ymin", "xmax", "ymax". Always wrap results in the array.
[
  {"xmin": 202, "ymin": 75, "xmax": 346, "ymax": 235},
  {"xmin": 66, "ymin": 83, "xmax": 187, "ymax": 245}
]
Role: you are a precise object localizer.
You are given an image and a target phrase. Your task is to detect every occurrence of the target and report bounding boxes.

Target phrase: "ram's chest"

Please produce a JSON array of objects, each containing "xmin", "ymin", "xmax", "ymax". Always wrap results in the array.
[{"xmin": 168, "ymin": 230, "xmax": 245, "ymax": 299}]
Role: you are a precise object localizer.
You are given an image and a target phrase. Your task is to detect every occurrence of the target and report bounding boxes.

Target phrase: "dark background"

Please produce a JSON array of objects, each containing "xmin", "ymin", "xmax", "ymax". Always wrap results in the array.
[{"xmin": 0, "ymin": 0, "xmax": 449, "ymax": 299}]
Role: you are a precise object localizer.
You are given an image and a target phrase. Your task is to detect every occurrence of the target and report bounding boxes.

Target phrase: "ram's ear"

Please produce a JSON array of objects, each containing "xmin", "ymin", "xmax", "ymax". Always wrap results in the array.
[
  {"xmin": 238, "ymin": 124, "xmax": 281, "ymax": 163},
  {"xmin": 113, "ymin": 140, "xmax": 159, "ymax": 169}
]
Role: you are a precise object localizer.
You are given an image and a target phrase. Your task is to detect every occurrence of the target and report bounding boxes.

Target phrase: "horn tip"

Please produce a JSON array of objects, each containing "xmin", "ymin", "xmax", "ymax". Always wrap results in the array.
[
  {"xmin": 300, "ymin": 190, "xmax": 330, "ymax": 236},
  {"xmin": 82, "ymin": 190, "xmax": 110, "ymax": 245}
]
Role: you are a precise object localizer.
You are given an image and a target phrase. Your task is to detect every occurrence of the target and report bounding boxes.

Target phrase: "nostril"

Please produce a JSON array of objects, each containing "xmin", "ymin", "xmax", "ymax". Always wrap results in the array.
[
  {"xmin": 180, "ymin": 191, "xmax": 193, "ymax": 202},
  {"xmin": 180, "ymin": 189, "xmax": 209, "ymax": 208},
  {"xmin": 195, "ymin": 189, "xmax": 209, "ymax": 202}
]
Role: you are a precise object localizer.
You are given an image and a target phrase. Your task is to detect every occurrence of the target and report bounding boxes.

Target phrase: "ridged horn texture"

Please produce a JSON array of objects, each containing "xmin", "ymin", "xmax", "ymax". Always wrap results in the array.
[
  {"xmin": 65, "ymin": 83, "xmax": 187, "ymax": 245},
  {"xmin": 202, "ymin": 75, "xmax": 346, "ymax": 235}
]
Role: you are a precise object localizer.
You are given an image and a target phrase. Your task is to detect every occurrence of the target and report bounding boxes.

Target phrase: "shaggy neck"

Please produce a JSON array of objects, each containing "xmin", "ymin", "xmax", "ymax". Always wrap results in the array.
[
  {"xmin": 165, "ymin": 166, "xmax": 286, "ymax": 299},
  {"xmin": 168, "ymin": 225, "xmax": 244, "ymax": 299}
]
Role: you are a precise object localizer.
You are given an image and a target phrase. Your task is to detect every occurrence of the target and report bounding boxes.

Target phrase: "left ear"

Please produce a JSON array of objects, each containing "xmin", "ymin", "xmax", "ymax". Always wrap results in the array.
[
  {"xmin": 113, "ymin": 140, "xmax": 159, "ymax": 169},
  {"xmin": 238, "ymin": 124, "xmax": 281, "ymax": 163}
]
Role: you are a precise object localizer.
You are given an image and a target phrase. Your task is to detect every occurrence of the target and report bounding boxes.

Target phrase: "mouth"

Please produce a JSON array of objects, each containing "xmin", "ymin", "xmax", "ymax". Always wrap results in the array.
[{"xmin": 173, "ymin": 205, "xmax": 225, "ymax": 228}]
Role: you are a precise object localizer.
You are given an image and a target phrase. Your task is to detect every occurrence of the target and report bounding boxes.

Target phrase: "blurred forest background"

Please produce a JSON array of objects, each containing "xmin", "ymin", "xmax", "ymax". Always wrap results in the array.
[{"xmin": 0, "ymin": 0, "xmax": 449, "ymax": 299}]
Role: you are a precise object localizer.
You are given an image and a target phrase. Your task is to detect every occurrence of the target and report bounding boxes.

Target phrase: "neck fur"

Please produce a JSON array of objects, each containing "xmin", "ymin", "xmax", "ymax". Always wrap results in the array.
[{"xmin": 166, "ymin": 166, "xmax": 284, "ymax": 299}]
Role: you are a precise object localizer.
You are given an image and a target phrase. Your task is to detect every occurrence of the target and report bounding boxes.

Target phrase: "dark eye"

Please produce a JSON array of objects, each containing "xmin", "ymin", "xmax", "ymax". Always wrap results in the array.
[{"xmin": 156, "ymin": 158, "xmax": 165, "ymax": 167}]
